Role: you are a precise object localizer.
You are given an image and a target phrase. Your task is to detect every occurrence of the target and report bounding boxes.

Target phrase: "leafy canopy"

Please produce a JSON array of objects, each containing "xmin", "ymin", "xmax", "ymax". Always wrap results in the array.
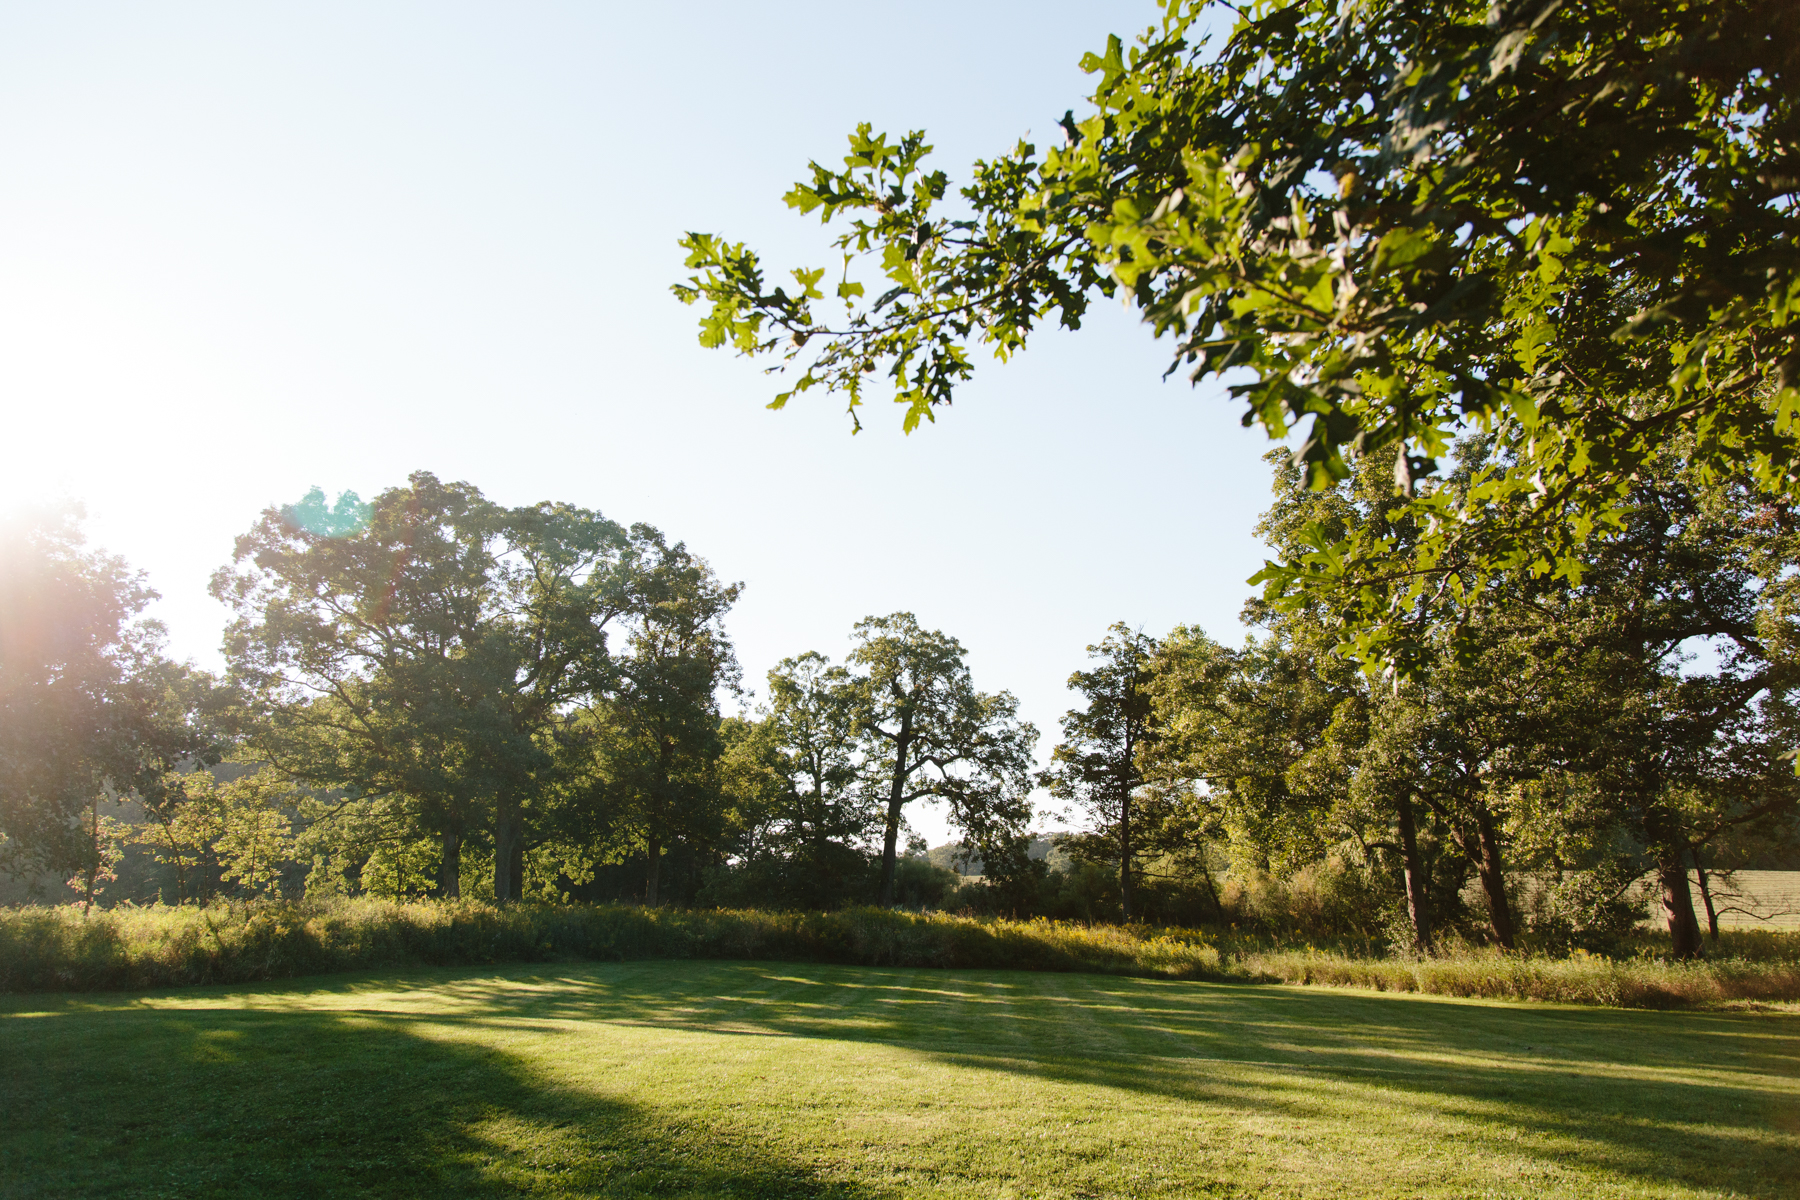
[
  {"xmin": 0, "ymin": 507, "xmax": 217, "ymax": 879},
  {"xmin": 675, "ymin": 0, "xmax": 1799, "ymax": 670},
  {"xmin": 847, "ymin": 613, "xmax": 1039, "ymax": 905},
  {"xmin": 212, "ymin": 472, "xmax": 647, "ymax": 899}
]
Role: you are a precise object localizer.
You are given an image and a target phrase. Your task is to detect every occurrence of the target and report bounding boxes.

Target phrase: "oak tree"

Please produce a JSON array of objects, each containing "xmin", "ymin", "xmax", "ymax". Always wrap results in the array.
[
  {"xmin": 676, "ymin": 0, "xmax": 1798, "ymax": 673},
  {"xmin": 1042, "ymin": 624, "xmax": 1160, "ymax": 920},
  {"xmin": 847, "ymin": 613, "xmax": 1038, "ymax": 906},
  {"xmin": 213, "ymin": 473, "xmax": 641, "ymax": 901}
]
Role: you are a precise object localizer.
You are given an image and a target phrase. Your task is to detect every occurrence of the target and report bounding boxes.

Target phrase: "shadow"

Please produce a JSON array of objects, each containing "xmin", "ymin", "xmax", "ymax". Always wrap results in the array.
[
  {"xmin": 5, "ymin": 961, "xmax": 1796, "ymax": 1197},
  {"xmin": 259, "ymin": 960, "xmax": 1800, "ymax": 1197},
  {"xmin": 0, "ymin": 985, "xmax": 879, "ymax": 1200}
]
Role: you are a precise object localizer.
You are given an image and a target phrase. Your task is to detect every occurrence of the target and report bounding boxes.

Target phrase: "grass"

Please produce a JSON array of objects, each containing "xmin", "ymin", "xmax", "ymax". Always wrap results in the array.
[
  {"xmin": 0, "ymin": 900, "xmax": 1230, "ymax": 991},
  {"xmin": 1233, "ymin": 940, "xmax": 1800, "ymax": 1008},
  {"xmin": 2, "ymin": 960, "xmax": 1796, "ymax": 1198},
  {"xmin": 5, "ymin": 898, "xmax": 1798, "ymax": 1010}
]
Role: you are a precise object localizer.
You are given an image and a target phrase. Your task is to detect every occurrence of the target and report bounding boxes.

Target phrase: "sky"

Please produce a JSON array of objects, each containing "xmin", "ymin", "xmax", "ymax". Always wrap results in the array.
[{"xmin": 0, "ymin": 1, "xmax": 1286, "ymax": 845}]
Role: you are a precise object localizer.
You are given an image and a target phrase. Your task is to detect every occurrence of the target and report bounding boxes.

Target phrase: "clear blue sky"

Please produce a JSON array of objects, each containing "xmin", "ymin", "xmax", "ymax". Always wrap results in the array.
[{"xmin": 0, "ymin": 1, "xmax": 1284, "ymax": 843}]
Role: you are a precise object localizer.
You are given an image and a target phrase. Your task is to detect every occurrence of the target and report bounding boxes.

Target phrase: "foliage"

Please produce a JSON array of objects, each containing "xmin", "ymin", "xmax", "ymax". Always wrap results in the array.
[
  {"xmin": 1557, "ymin": 454, "xmax": 1800, "ymax": 954},
  {"xmin": 713, "ymin": 654, "xmax": 884, "ymax": 909},
  {"xmin": 1144, "ymin": 443, "xmax": 1800, "ymax": 957},
  {"xmin": 848, "ymin": 613, "xmax": 1038, "ymax": 905},
  {"xmin": 62, "ymin": 806, "xmax": 128, "ymax": 915},
  {"xmin": 1514, "ymin": 857, "xmax": 1650, "ymax": 954},
  {"xmin": 1041, "ymin": 623, "xmax": 1160, "ymax": 919},
  {"xmin": 3, "ymin": 897, "xmax": 1797, "ymax": 1011},
  {"xmin": 675, "ymin": 0, "xmax": 1800, "ymax": 671},
  {"xmin": 1145, "ymin": 620, "xmax": 1361, "ymax": 877},
  {"xmin": 132, "ymin": 768, "xmax": 298, "ymax": 903},
  {"xmin": 211, "ymin": 473, "xmax": 719, "ymax": 902},
  {"xmin": 584, "ymin": 536, "xmax": 742, "ymax": 906},
  {"xmin": 291, "ymin": 791, "xmax": 439, "ymax": 901},
  {"xmin": 756, "ymin": 655, "xmax": 876, "ymax": 859},
  {"xmin": 0, "ymin": 506, "xmax": 219, "ymax": 891}
]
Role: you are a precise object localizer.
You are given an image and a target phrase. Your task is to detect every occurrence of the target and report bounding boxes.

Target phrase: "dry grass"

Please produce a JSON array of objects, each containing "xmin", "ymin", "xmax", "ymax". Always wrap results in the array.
[
  {"xmin": 2, "ymin": 898, "xmax": 1795, "ymax": 1009},
  {"xmin": 1235, "ymin": 943, "xmax": 1800, "ymax": 1009}
]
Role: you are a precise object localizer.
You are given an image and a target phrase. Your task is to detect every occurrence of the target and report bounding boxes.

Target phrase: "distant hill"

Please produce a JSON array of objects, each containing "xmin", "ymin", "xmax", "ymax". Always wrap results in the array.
[{"xmin": 924, "ymin": 834, "xmax": 1063, "ymax": 877}]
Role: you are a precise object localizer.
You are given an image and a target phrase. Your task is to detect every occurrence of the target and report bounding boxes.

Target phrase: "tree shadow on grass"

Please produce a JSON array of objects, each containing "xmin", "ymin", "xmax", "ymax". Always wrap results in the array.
[
  {"xmin": 319, "ymin": 960, "xmax": 1800, "ymax": 1198},
  {"xmin": 0, "ymin": 993, "xmax": 878, "ymax": 1200}
]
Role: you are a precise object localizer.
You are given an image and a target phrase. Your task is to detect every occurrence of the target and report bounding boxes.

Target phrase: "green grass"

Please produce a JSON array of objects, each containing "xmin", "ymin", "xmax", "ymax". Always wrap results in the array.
[{"xmin": 3, "ymin": 962, "xmax": 1796, "ymax": 1198}]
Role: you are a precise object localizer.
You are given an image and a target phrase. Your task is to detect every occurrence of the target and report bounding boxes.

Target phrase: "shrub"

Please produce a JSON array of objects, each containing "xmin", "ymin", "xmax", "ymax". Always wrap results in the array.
[
  {"xmin": 1516, "ymin": 863, "xmax": 1652, "ymax": 954},
  {"xmin": 1212, "ymin": 858, "xmax": 1392, "ymax": 942}
]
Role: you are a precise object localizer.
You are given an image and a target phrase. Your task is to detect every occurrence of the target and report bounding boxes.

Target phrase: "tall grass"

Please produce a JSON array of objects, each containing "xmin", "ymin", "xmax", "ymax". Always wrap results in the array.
[
  {"xmin": 2, "ymin": 899, "xmax": 1794, "ymax": 1009},
  {"xmin": 0, "ymin": 900, "xmax": 1225, "ymax": 993},
  {"xmin": 1234, "ymin": 943, "xmax": 1800, "ymax": 1009}
]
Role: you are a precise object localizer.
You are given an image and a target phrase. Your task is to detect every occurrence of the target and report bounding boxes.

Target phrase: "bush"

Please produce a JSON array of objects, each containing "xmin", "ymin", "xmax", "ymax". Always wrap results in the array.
[
  {"xmin": 697, "ymin": 853, "xmax": 957, "ymax": 912},
  {"xmin": 1214, "ymin": 857, "xmax": 1392, "ymax": 942},
  {"xmin": 1516, "ymin": 863, "xmax": 1650, "ymax": 954}
]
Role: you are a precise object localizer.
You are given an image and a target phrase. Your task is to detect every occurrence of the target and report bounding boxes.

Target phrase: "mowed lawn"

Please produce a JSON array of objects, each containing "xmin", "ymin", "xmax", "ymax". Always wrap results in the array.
[{"xmin": 2, "ymin": 962, "xmax": 1795, "ymax": 1199}]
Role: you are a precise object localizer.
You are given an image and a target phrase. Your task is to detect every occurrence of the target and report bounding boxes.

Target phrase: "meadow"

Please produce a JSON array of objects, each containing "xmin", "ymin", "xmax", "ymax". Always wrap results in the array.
[
  {"xmin": 5, "ymin": 898, "xmax": 1798, "ymax": 1010},
  {"xmin": 3, "ymin": 959, "xmax": 1796, "ymax": 1199}
]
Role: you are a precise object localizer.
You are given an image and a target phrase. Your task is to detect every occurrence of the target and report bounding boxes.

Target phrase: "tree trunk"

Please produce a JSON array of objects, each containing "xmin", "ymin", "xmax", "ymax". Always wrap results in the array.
[
  {"xmin": 1118, "ymin": 796, "xmax": 1135, "ymax": 923},
  {"xmin": 1659, "ymin": 853, "xmax": 1704, "ymax": 959},
  {"xmin": 492, "ymin": 801, "xmax": 523, "ymax": 902},
  {"xmin": 645, "ymin": 835, "xmax": 662, "ymax": 907},
  {"xmin": 876, "ymin": 790, "xmax": 903, "ymax": 908},
  {"xmin": 1397, "ymin": 792, "xmax": 1433, "ymax": 952},
  {"xmin": 1472, "ymin": 801, "xmax": 1516, "ymax": 949},
  {"xmin": 876, "ymin": 728, "xmax": 912, "ymax": 908},
  {"xmin": 81, "ymin": 797, "xmax": 99, "ymax": 916},
  {"xmin": 1197, "ymin": 863, "xmax": 1223, "ymax": 921},
  {"xmin": 1691, "ymin": 847, "xmax": 1719, "ymax": 942},
  {"xmin": 435, "ymin": 829, "xmax": 462, "ymax": 899}
]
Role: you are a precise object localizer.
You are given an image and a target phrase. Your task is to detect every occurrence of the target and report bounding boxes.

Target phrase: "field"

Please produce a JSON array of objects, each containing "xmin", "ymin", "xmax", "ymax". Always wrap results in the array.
[{"xmin": 3, "ymin": 961, "xmax": 1796, "ymax": 1199}]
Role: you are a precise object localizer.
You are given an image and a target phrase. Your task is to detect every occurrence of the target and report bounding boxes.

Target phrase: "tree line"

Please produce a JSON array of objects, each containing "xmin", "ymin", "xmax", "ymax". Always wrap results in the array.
[
  {"xmin": 4, "ymin": 446, "xmax": 1794, "ymax": 959},
  {"xmin": 0, "ymin": 475, "xmax": 1038, "ymax": 914}
]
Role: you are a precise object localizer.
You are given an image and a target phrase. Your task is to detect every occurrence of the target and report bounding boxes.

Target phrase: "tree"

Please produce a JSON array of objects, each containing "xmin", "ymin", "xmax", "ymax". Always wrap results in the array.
[
  {"xmin": 1149, "ymin": 448, "xmax": 1570, "ymax": 950},
  {"xmin": 1042, "ymin": 624, "xmax": 1160, "ymax": 920},
  {"xmin": 1547, "ymin": 453, "xmax": 1800, "ymax": 956},
  {"xmin": 724, "ymin": 652, "xmax": 881, "ymax": 908},
  {"xmin": 675, "ymin": 0, "xmax": 1798, "ymax": 672},
  {"xmin": 847, "ymin": 613, "xmax": 1038, "ymax": 906},
  {"xmin": 213, "ymin": 473, "xmax": 643, "ymax": 901},
  {"xmin": 1145, "ymin": 618, "xmax": 1392, "ymax": 919},
  {"xmin": 1154, "ymin": 435, "xmax": 1800, "ymax": 954},
  {"xmin": 0, "ymin": 507, "xmax": 218, "ymax": 902},
  {"xmin": 292, "ymin": 790, "xmax": 442, "ymax": 900},
  {"xmin": 133, "ymin": 767, "xmax": 298, "ymax": 902},
  {"xmin": 1360, "ymin": 615, "xmax": 1599, "ymax": 950},
  {"xmin": 589, "ymin": 533, "xmax": 741, "ymax": 906}
]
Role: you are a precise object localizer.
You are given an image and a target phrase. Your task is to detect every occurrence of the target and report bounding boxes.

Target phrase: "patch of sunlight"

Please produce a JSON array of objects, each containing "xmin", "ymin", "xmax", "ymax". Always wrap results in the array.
[{"xmin": 189, "ymin": 1027, "xmax": 247, "ymax": 1062}]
